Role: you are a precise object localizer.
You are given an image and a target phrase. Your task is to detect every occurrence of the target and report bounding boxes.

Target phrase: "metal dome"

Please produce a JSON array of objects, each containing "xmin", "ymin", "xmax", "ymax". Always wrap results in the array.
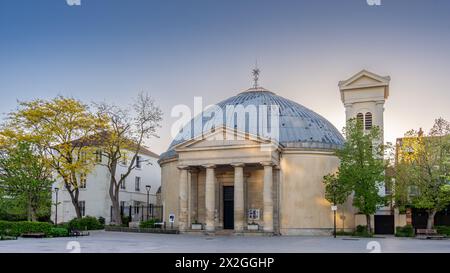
[{"xmin": 160, "ymin": 87, "xmax": 344, "ymax": 161}]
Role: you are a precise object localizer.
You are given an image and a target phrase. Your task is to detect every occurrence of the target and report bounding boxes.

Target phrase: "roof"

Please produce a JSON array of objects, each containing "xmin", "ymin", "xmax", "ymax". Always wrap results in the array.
[
  {"xmin": 160, "ymin": 87, "xmax": 344, "ymax": 161},
  {"xmin": 70, "ymin": 132, "xmax": 159, "ymax": 158}
]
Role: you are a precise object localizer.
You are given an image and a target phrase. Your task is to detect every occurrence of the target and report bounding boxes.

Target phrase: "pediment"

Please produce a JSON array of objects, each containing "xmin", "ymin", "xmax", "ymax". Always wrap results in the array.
[
  {"xmin": 173, "ymin": 126, "xmax": 274, "ymax": 151},
  {"xmin": 339, "ymin": 69, "xmax": 390, "ymax": 90}
]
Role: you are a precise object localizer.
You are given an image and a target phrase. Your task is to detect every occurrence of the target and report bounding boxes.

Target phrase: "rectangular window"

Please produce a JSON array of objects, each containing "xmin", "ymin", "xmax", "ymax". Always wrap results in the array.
[
  {"xmin": 135, "ymin": 177, "xmax": 141, "ymax": 192},
  {"xmin": 121, "ymin": 155, "xmax": 127, "ymax": 166},
  {"xmin": 95, "ymin": 150, "xmax": 102, "ymax": 163},
  {"xmin": 79, "ymin": 151, "xmax": 87, "ymax": 164},
  {"xmin": 78, "ymin": 201, "xmax": 86, "ymax": 217},
  {"xmin": 136, "ymin": 156, "xmax": 141, "ymax": 169},
  {"xmin": 120, "ymin": 174, "xmax": 126, "ymax": 189},
  {"xmin": 79, "ymin": 173, "xmax": 87, "ymax": 189},
  {"xmin": 134, "ymin": 201, "xmax": 140, "ymax": 214}
]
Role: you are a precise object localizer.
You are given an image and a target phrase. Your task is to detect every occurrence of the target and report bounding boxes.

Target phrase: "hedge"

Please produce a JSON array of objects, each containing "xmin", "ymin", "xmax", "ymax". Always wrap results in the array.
[
  {"xmin": 436, "ymin": 226, "xmax": 450, "ymax": 236},
  {"xmin": 139, "ymin": 219, "xmax": 161, "ymax": 229},
  {"xmin": 0, "ymin": 221, "xmax": 53, "ymax": 237},
  {"xmin": 395, "ymin": 225, "xmax": 414, "ymax": 237},
  {"xmin": 48, "ymin": 227, "xmax": 69, "ymax": 237},
  {"xmin": 68, "ymin": 216, "xmax": 104, "ymax": 231}
]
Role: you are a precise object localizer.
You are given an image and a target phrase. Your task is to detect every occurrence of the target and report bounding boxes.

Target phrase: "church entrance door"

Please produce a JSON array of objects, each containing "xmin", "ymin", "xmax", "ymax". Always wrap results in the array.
[{"xmin": 223, "ymin": 186, "xmax": 234, "ymax": 229}]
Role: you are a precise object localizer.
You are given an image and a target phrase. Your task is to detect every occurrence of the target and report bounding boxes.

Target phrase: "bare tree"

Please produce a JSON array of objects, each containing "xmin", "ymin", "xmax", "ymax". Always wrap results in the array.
[{"xmin": 95, "ymin": 92, "xmax": 162, "ymax": 225}]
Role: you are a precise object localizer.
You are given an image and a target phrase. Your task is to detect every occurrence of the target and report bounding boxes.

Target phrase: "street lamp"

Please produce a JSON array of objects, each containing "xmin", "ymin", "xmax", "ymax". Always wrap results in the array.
[
  {"xmin": 54, "ymin": 187, "xmax": 59, "ymax": 226},
  {"xmin": 146, "ymin": 185, "xmax": 151, "ymax": 220},
  {"xmin": 331, "ymin": 183, "xmax": 337, "ymax": 238}
]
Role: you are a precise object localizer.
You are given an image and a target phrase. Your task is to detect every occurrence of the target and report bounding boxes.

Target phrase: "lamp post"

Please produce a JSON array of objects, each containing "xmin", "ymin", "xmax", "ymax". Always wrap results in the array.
[
  {"xmin": 54, "ymin": 187, "xmax": 59, "ymax": 226},
  {"xmin": 331, "ymin": 183, "xmax": 337, "ymax": 238},
  {"xmin": 146, "ymin": 185, "xmax": 151, "ymax": 220}
]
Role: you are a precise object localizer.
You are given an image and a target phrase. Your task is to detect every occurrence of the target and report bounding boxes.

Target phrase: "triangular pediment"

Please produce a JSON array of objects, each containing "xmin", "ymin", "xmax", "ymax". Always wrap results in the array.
[
  {"xmin": 173, "ymin": 126, "xmax": 275, "ymax": 151},
  {"xmin": 339, "ymin": 69, "xmax": 390, "ymax": 90}
]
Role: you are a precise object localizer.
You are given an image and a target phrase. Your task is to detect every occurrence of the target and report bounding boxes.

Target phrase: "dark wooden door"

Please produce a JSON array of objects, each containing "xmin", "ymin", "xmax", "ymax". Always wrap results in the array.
[
  {"xmin": 223, "ymin": 186, "xmax": 234, "ymax": 229},
  {"xmin": 374, "ymin": 215, "xmax": 395, "ymax": 234}
]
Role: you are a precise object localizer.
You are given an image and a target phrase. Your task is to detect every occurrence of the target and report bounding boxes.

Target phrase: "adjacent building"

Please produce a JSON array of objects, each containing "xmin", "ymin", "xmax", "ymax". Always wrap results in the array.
[{"xmin": 51, "ymin": 145, "xmax": 161, "ymax": 224}]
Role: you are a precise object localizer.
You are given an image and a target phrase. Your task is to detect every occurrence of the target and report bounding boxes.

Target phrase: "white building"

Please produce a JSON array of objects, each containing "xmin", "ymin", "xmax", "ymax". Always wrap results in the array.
[{"xmin": 51, "ymin": 147, "xmax": 161, "ymax": 224}]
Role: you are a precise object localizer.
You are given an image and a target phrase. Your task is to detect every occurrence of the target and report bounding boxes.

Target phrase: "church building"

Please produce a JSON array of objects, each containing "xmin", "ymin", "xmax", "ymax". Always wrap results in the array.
[{"xmin": 159, "ymin": 70, "xmax": 390, "ymax": 235}]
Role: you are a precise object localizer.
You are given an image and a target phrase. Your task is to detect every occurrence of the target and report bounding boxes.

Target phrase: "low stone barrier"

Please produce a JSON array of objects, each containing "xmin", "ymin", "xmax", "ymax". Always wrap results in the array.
[{"xmin": 105, "ymin": 226, "xmax": 179, "ymax": 234}]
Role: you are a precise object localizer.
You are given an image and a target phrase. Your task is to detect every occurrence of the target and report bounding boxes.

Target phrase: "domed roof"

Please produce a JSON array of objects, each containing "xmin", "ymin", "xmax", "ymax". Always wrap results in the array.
[{"xmin": 160, "ymin": 87, "xmax": 344, "ymax": 161}]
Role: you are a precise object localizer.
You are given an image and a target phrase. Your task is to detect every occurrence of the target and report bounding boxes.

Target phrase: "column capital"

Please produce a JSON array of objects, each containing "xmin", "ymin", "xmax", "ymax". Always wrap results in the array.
[
  {"xmin": 230, "ymin": 162, "xmax": 245, "ymax": 168},
  {"xmin": 260, "ymin": 161, "xmax": 274, "ymax": 167},
  {"xmin": 202, "ymin": 164, "xmax": 216, "ymax": 169},
  {"xmin": 177, "ymin": 165, "xmax": 189, "ymax": 170},
  {"xmin": 189, "ymin": 168, "xmax": 200, "ymax": 174}
]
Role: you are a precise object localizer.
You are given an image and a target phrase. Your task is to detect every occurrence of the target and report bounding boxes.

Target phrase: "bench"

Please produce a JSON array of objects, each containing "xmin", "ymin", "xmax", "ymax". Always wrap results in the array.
[
  {"xmin": 416, "ymin": 229, "xmax": 445, "ymax": 239},
  {"xmin": 22, "ymin": 233, "xmax": 46, "ymax": 238},
  {"xmin": 69, "ymin": 229, "xmax": 90, "ymax": 237},
  {"xmin": 153, "ymin": 222, "xmax": 165, "ymax": 229}
]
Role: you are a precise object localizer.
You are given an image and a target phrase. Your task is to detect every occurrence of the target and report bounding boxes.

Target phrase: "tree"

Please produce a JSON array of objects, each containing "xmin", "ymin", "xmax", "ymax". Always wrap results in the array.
[
  {"xmin": 1, "ymin": 96, "xmax": 107, "ymax": 218},
  {"xmin": 95, "ymin": 92, "xmax": 162, "ymax": 225},
  {"xmin": 323, "ymin": 173, "xmax": 352, "ymax": 206},
  {"xmin": 0, "ymin": 142, "xmax": 53, "ymax": 221},
  {"xmin": 401, "ymin": 118, "xmax": 450, "ymax": 229},
  {"xmin": 324, "ymin": 118, "xmax": 385, "ymax": 233}
]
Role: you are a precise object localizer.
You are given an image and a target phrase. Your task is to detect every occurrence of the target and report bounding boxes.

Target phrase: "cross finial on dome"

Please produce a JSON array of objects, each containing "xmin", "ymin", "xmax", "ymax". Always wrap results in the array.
[{"xmin": 252, "ymin": 61, "xmax": 260, "ymax": 88}]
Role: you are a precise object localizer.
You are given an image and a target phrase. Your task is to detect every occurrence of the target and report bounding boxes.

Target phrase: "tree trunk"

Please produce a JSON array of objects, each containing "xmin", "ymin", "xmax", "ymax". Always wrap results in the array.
[
  {"xmin": 65, "ymin": 182, "xmax": 82, "ymax": 219},
  {"xmin": 366, "ymin": 214, "xmax": 372, "ymax": 234},
  {"xmin": 27, "ymin": 195, "xmax": 32, "ymax": 222},
  {"xmin": 427, "ymin": 210, "xmax": 437, "ymax": 229},
  {"xmin": 109, "ymin": 175, "xmax": 122, "ymax": 225}
]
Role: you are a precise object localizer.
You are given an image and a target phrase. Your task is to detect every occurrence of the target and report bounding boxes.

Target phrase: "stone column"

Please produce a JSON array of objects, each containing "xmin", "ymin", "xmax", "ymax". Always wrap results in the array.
[
  {"xmin": 189, "ymin": 169, "xmax": 198, "ymax": 226},
  {"xmin": 261, "ymin": 161, "xmax": 274, "ymax": 233},
  {"xmin": 178, "ymin": 165, "xmax": 189, "ymax": 231},
  {"xmin": 232, "ymin": 163, "xmax": 245, "ymax": 231},
  {"xmin": 204, "ymin": 164, "xmax": 216, "ymax": 232}
]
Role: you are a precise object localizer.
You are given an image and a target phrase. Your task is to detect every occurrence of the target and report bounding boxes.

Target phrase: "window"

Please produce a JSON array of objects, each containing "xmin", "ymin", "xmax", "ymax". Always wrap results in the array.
[
  {"xmin": 134, "ymin": 201, "xmax": 140, "ymax": 214},
  {"xmin": 136, "ymin": 156, "xmax": 141, "ymax": 169},
  {"xmin": 120, "ymin": 201, "xmax": 126, "ymax": 214},
  {"xmin": 95, "ymin": 150, "xmax": 102, "ymax": 163},
  {"xmin": 408, "ymin": 185, "xmax": 419, "ymax": 196},
  {"xmin": 79, "ymin": 173, "xmax": 87, "ymax": 189},
  {"xmin": 135, "ymin": 177, "xmax": 141, "ymax": 192},
  {"xmin": 356, "ymin": 113, "xmax": 364, "ymax": 127},
  {"xmin": 79, "ymin": 151, "xmax": 87, "ymax": 164},
  {"xmin": 78, "ymin": 201, "xmax": 86, "ymax": 217},
  {"xmin": 120, "ymin": 174, "xmax": 126, "ymax": 189},
  {"xmin": 121, "ymin": 155, "xmax": 127, "ymax": 166},
  {"xmin": 365, "ymin": 112, "xmax": 373, "ymax": 130}
]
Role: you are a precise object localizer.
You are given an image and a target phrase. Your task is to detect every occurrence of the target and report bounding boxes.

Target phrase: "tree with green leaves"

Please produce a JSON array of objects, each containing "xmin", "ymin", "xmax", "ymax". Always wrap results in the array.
[
  {"xmin": 324, "ymin": 118, "xmax": 385, "ymax": 233},
  {"xmin": 400, "ymin": 118, "xmax": 450, "ymax": 229},
  {"xmin": 0, "ymin": 142, "xmax": 53, "ymax": 221},
  {"xmin": 1, "ymin": 96, "xmax": 107, "ymax": 218}
]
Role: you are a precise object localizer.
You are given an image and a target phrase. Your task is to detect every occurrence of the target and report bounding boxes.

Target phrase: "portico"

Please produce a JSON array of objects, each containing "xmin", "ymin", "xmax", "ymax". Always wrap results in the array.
[{"xmin": 173, "ymin": 127, "xmax": 280, "ymax": 234}]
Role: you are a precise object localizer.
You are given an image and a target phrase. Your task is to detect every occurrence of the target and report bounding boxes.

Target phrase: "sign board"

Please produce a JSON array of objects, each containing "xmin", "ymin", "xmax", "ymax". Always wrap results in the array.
[
  {"xmin": 169, "ymin": 213, "xmax": 175, "ymax": 223},
  {"xmin": 331, "ymin": 205, "xmax": 338, "ymax": 211}
]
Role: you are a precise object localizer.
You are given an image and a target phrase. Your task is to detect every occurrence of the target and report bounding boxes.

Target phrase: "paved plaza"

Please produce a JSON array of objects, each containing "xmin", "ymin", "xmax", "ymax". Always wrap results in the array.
[{"xmin": 0, "ymin": 231, "xmax": 449, "ymax": 253}]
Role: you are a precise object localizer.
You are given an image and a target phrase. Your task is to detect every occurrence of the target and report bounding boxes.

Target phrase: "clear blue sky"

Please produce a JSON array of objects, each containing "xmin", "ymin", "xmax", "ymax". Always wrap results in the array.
[{"xmin": 1, "ymin": 0, "xmax": 450, "ymax": 154}]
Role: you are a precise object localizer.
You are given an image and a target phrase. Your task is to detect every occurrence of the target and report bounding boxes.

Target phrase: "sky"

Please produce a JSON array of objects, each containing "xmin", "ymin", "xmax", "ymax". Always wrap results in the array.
[{"xmin": 1, "ymin": 0, "xmax": 450, "ymax": 154}]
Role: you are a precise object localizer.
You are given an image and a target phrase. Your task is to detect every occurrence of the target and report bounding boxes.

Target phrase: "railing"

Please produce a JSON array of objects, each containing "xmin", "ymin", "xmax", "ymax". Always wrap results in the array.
[{"xmin": 110, "ymin": 205, "xmax": 163, "ymax": 223}]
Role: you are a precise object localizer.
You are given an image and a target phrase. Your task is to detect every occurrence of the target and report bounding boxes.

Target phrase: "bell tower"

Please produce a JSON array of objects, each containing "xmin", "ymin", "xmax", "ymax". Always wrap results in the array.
[{"xmin": 338, "ymin": 69, "xmax": 390, "ymax": 142}]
